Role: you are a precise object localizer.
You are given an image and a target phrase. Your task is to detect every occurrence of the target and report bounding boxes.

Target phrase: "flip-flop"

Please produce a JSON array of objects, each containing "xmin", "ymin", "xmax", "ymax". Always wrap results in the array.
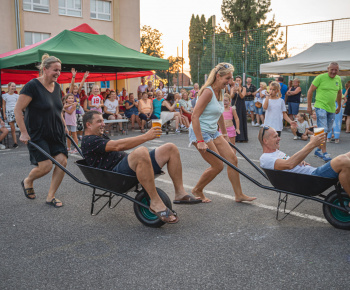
[
  {"xmin": 173, "ymin": 194, "xmax": 202, "ymax": 204},
  {"xmin": 46, "ymin": 198, "xmax": 63, "ymax": 208},
  {"xmin": 21, "ymin": 179, "xmax": 36, "ymax": 199},
  {"xmin": 149, "ymin": 207, "xmax": 179, "ymax": 224}
]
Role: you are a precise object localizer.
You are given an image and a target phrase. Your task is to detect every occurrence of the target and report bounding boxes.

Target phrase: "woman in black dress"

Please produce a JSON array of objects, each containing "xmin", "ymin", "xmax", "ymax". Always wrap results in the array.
[
  {"xmin": 14, "ymin": 54, "xmax": 68, "ymax": 208},
  {"xmin": 230, "ymin": 76, "xmax": 248, "ymax": 142}
]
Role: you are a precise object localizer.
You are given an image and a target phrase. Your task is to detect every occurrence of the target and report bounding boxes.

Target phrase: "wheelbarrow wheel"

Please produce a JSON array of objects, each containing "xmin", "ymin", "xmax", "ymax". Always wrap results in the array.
[
  {"xmin": 323, "ymin": 190, "xmax": 350, "ymax": 230},
  {"xmin": 134, "ymin": 187, "xmax": 172, "ymax": 228}
]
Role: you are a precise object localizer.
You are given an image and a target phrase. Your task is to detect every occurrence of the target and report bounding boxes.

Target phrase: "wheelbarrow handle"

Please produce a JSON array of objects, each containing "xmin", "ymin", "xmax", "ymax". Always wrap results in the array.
[
  {"xmin": 66, "ymin": 133, "xmax": 84, "ymax": 158},
  {"xmin": 228, "ymin": 142, "xmax": 268, "ymax": 180}
]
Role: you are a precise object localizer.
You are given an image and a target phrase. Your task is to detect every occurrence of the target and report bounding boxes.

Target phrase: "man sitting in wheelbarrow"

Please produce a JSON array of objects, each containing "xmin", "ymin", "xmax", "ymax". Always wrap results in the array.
[
  {"xmin": 81, "ymin": 111, "xmax": 201, "ymax": 224},
  {"xmin": 258, "ymin": 126, "xmax": 350, "ymax": 196}
]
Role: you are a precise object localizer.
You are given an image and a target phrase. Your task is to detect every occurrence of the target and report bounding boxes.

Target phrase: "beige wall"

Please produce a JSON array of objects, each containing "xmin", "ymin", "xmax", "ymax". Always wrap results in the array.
[
  {"xmin": 0, "ymin": 1, "xmax": 18, "ymax": 53},
  {"xmin": 1, "ymin": 0, "xmax": 141, "ymax": 96}
]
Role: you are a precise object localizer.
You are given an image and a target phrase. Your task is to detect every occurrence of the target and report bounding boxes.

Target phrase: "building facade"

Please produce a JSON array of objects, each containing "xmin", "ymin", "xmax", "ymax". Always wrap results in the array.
[{"xmin": 0, "ymin": 0, "xmax": 141, "ymax": 95}]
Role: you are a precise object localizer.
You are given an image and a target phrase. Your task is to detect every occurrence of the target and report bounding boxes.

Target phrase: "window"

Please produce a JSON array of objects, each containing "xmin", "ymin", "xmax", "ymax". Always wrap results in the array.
[
  {"xmin": 23, "ymin": 0, "xmax": 50, "ymax": 13},
  {"xmin": 59, "ymin": 0, "xmax": 82, "ymax": 17},
  {"xmin": 24, "ymin": 32, "xmax": 50, "ymax": 46},
  {"xmin": 90, "ymin": 0, "xmax": 111, "ymax": 21}
]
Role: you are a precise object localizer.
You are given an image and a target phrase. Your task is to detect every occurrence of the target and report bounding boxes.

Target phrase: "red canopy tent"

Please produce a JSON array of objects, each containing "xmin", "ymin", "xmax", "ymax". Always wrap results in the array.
[{"xmin": 0, "ymin": 24, "xmax": 153, "ymax": 85}]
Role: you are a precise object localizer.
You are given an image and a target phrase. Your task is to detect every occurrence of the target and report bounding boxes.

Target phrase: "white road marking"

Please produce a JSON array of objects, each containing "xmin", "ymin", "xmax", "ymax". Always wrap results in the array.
[{"xmin": 156, "ymin": 178, "xmax": 328, "ymax": 224}]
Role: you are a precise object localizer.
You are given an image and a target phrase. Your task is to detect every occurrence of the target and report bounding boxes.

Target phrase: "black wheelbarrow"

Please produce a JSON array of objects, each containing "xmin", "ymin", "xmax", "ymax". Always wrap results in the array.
[
  {"xmin": 28, "ymin": 135, "xmax": 175, "ymax": 228},
  {"xmin": 207, "ymin": 143, "xmax": 350, "ymax": 230}
]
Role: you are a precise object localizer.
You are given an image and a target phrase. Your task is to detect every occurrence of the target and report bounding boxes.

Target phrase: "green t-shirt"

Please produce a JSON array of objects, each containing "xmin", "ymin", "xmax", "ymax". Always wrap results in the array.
[{"xmin": 312, "ymin": 73, "xmax": 342, "ymax": 113}]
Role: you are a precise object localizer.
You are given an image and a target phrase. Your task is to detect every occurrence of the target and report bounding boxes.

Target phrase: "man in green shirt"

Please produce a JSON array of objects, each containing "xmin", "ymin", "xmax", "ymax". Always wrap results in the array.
[{"xmin": 307, "ymin": 62, "xmax": 342, "ymax": 162}]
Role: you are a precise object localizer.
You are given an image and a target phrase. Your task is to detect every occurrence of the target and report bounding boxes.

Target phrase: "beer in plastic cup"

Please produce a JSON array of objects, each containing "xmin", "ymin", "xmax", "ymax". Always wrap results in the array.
[
  {"xmin": 152, "ymin": 119, "xmax": 162, "ymax": 137},
  {"xmin": 314, "ymin": 127, "xmax": 325, "ymax": 145}
]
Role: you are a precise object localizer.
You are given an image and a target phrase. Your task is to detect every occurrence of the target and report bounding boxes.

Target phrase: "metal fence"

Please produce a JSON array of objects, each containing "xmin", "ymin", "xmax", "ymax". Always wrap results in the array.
[{"xmin": 197, "ymin": 18, "xmax": 350, "ymax": 95}]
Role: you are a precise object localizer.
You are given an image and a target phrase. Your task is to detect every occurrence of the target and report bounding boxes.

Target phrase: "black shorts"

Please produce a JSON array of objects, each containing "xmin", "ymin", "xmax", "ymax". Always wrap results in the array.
[
  {"xmin": 28, "ymin": 138, "xmax": 68, "ymax": 166},
  {"xmin": 103, "ymin": 113, "xmax": 113, "ymax": 120},
  {"xmin": 112, "ymin": 149, "xmax": 161, "ymax": 177},
  {"xmin": 296, "ymin": 131, "xmax": 304, "ymax": 137}
]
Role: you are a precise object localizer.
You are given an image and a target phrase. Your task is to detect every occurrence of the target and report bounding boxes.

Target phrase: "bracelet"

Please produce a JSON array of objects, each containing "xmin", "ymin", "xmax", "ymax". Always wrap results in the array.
[
  {"xmin": 197, "ymin": 140, "xmax": 205, "ymax": 143},
  {"xmin": 222, "ymin": 134, "xmax": 228, "ymax": 137}
]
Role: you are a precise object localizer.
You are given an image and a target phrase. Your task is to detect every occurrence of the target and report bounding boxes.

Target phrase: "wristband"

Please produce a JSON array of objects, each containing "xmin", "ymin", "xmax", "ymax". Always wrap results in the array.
[{"xmin": 197, "ymin": 140, "xmax": 205, "ymax": 143}]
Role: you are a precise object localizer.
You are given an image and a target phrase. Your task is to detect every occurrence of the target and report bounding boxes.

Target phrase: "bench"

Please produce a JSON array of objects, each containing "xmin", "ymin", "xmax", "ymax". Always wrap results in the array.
[{"xmin": 104, "ymin": 119, "xmax": 129, "ymax": 135}]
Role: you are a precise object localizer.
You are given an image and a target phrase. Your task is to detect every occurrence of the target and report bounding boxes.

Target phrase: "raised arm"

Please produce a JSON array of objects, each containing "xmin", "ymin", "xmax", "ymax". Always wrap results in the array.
[
  {"xmin": 105, "ymin": 127, "xmax": 161, "ymax": 152},
  {"xmin": 78, "ymin": 71, "xmax": 89, "ymax": 94},
  {"xmin": 274, "ymin": 133, "xmax": 326, "ymax": 170},
  {"xmin": 69, "ymin": 68, "xmax": 77, "ymax": 93}
]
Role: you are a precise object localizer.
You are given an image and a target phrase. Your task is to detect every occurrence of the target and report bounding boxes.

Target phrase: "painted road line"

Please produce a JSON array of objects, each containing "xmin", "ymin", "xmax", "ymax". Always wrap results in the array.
[{"xmin": 156, "ymin": 178, "xmax": 328, "ymax": 224}]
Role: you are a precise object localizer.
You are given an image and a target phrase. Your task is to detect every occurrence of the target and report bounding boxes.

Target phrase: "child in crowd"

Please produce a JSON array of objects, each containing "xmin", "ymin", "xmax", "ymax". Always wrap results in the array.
[
  {"xmin": 88, "ymin": 85, "xmax": 104, "ymax": 113},
  {"xmin": 263, "ymin": 81, "xmax": 296, "ymax": 136},
  {"xmin": 253, "ymin": 82, "xmax": 267, "ymax": 127},
  {"xmin": 191, "ymin": 91, "xmax": 198, "ymax": 108},
  {"xmin": 64, "ymin": 94, "xmax": 79, "ymax": 153},
  {"xmin": 103, "ymin": 91, "xmax": 124, "ymax": 134},
  {"xmin": 174, "ymin": 93, "xmax": 189, "ymax": 130},
  {"xmin": 291, "ymin": 113, "xmax": 311, "ymax": 141},
  {"xmin": 0, "ymin": 119, "xmax": 9, "ymax": 150},
  {"xmin": 308, "ymin": 110, "xmax": 317, "ymax": 132},
  {"xmin": 219, "ymin": 94, "xmax": 240, "ymax": 151}
]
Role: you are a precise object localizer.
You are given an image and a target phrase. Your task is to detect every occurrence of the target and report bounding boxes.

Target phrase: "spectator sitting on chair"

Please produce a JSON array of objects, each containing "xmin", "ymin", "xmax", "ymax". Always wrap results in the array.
[
  {"xmin": 258, "ymin": 126, "xmax": 350, "ymax": 197},
  {"xmin": 124, "ymin": 93, "xmax": 141, "ymax": 131},
  {"xmin": 81, "ymin": 111, "xmax": 202, "ymax": 224},
  {"xmin": 135, "ymin": 92, "xmax": 157, "ymax": 133},
  {"xmin": 103, "ymin": 91, "xmax": 124, "ymax": 134},
  {"xmin": 0, "ymin": 119, "xmax": 9, "ymax": 150}
]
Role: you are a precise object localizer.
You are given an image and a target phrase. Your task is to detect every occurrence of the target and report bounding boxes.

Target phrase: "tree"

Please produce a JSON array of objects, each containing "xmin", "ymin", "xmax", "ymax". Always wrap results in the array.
[
  {"xmin": 221, "ymin": 0, "xmax": 271, "ymax": 32},
  {"xmin": 219, "ymin": 0, "xmax": 285, "ymax": 79},
  {"xmin": 140, "ymin": 25, "xmax": 164, "ymax": 59}
]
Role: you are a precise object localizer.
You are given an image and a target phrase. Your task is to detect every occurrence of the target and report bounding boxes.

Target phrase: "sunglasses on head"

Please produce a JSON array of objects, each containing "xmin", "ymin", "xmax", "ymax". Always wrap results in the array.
[
  {"xmin": 261, "ymin": 126, "xmax": 270, "ymax": 140},
  {"xmin": 216, "ymin": 64, "xmax": 231, "ymax": 74}
]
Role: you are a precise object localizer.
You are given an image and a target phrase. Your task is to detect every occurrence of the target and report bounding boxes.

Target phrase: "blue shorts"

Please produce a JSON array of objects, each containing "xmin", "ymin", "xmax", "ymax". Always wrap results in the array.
[
  {"xmin": 311, "ymin": 162, "xmax": 338, "ymax": 179},
  {"xmin": 254, "ymin": 106, "xmax": 264, "ymax": 115},
  {"xmin": 245, "ymin": 100, "xmax": 255, "ymax": 112},
  {"xmin": 112, "ymin": 149, "xmax": 162, "ymax": 177},
  {"xmin": 288, "ymin": 102, "xmax": 300, "ymax": 115},
  {"xmin": 189, "ymin": 127, "xmax": 221, "ymax": 144},
  {"xmin": 315, "ymin": 108, "xmax": 335, "ymax": 134}
]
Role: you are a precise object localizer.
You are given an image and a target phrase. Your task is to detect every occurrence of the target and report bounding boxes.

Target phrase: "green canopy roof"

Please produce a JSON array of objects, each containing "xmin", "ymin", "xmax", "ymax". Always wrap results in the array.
[{"xmin": 0, "ymin": 30, "xmax": 169, "ymax": 72}]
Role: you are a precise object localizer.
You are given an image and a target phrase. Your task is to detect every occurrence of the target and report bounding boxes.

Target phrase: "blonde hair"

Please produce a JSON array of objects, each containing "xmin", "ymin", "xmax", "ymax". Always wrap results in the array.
[
  {"xmin": 270, "ymin": 81, "xmax": 281, "ymax": 97},
  {"xmin": 198, "ymin": 62, "xmax": 234, "ymax": 101},
  {"xmin": 260, "ymin": 82, "xmax": 267, "ymax": 90},
  {"xmin": 8, "ymin": 82, "xmax": 16, "ymax": 89},
  {"xmin": 224, "ymin": 93, "xmax": 231, "ymax": 101},
  {"xmin": 37, "ymin": 53, "xmax": 61, "ymax": 71},
  {"xmin": 293, "ymin": 78, "xmax": 300, "ymax": 85}
]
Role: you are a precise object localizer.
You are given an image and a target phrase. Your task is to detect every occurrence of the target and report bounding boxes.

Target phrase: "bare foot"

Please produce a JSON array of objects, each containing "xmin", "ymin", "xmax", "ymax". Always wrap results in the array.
[
  {"xmin": 192, "ymin": 189, "xmax": 212, "ymax": 203},
  {"xmin": 235, "ymin": 194, "xmax": 257, "ymax": 203}
]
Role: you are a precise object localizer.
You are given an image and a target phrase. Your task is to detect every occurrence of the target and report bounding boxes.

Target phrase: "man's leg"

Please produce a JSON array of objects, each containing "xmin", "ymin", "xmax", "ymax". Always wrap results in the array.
[
  {"xmin": 127, "ymin": 146, "xmax": 177, "ymax": 221},
  {"xmin": 154, "ymin": 143, "xmax": 189, "ymax": 200},
  {"xmin": 330, "ymin": 152, "xmax": 350, "ymax": 195}
]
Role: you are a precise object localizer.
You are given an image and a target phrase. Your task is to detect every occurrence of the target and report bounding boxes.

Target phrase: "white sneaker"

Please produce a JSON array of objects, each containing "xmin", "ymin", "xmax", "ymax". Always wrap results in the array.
[
  {"xmin": 251, "ymin": 121, "xmax": 255, "ymax": 126},
  {"xmin": 0, "ymin": 144, "xmax": 6, "ymax": 150},
  {"xmin": 175, "ymin": 129, "xmax": 181, "ymax": 134},
  {"xmin": 260, "ymin": 124, "xmax": 265, "ymax": 128},
  {"xmin": 254, "ymin": 123, "xmax": 260, "ymax": 127},
  {"xmin": 293, "ymin": 136, "xmax": 298, "ymax": 140}
]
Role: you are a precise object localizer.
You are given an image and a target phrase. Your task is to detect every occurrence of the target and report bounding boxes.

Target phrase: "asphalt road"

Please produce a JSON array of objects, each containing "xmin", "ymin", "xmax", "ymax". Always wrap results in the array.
[{"xmin": 1, "ymin": 125, "xmax": 350, "ymax": 289}]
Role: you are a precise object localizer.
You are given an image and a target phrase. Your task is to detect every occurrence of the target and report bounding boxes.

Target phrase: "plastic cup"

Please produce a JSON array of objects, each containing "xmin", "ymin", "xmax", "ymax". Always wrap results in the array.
[
  {"xmin": 314, "ymin": 127, "xmax": 324, "ymax": 145},
  {"xmin": 152, "ymin": 119, "xmax": 162, "ymax": 137}
]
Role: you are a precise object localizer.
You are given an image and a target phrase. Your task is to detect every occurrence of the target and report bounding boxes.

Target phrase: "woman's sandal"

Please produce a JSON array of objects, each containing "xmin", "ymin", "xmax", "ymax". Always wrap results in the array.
[
  {"xmin": 149, "ymin": 207, "xmax": 179, "ymax": 224},
  {"xmin": 46, "ymin": 198, "xmax": 63, "ymax": 208},
  {"xmin": 21, "ymin": 179, "xmax": 36, "ymax": 199}
]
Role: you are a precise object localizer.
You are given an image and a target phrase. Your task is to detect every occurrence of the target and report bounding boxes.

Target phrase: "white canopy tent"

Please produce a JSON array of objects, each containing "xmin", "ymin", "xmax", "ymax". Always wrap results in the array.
[{"xmin": 260, "ymin": 40, "xmax": 350, "ymax": 76}]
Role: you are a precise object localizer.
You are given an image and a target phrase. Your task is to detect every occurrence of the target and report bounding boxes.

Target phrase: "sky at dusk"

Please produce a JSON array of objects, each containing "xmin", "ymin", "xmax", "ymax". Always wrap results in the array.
[{"xmin": 140, "ymin": 0, "xmax": 350, "ymax": 75}]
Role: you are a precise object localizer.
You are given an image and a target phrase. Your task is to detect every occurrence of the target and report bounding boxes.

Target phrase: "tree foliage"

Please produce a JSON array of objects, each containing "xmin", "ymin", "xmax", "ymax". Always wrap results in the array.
[
  {"xmin": 140, "ymin": 25, "xmax": 184, "ymax": 86},
  {"xmin": 140, "ymin": 25, "xmax": 164, "ymax": 59}
]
